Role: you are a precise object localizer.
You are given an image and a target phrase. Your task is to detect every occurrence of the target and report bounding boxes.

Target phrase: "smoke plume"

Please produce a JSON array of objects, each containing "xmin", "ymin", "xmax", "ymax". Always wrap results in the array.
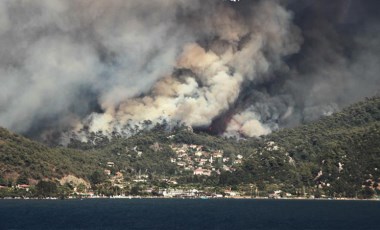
[{"xmin": 0, "ymin": 0, "xmax": 379, "ymax": 142}]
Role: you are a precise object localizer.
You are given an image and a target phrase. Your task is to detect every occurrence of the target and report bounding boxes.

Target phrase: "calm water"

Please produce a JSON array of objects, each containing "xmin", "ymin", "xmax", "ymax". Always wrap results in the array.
[{"xmin": 0, "ymin": 199, "xmax": 379, "ymax": 230}]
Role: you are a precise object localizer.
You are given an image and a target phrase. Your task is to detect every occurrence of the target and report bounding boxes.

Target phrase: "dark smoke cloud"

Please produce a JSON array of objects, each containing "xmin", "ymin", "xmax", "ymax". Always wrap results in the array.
[
  {"xmin": 0, "ymin": 0, "xmax": 379, "ymax": 142},
  {"xmin": 222, "ymin": 0, "xmax": 380, "ymax": 136}
]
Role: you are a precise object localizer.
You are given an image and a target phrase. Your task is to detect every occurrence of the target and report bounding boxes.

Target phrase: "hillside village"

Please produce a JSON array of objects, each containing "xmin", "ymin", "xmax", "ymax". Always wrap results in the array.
[
  {"xmin": 1, "ymin": 97, "xmax": 380, "ymax": 199},
  {"xmin": 170, "ymin": 144, "xmax": 243, "ymax": 176},
  {"xmin": 1, "ymin": 137, "xmax": 379, "ymax": 199},
  {"xmin": 73, "ymin": 143, "xmax": 247, "ymax": 198}
]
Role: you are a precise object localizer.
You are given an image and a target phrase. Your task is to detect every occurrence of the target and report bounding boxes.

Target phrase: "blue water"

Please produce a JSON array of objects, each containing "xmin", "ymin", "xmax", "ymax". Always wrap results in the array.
[{"xmin": 0, "ymin": 199, "xmax": 379, "ymax": 230}]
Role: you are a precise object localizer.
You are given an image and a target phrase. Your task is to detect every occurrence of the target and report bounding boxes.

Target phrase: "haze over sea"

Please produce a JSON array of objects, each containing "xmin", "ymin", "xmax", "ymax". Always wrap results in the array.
[{"xmin": 0, "ymin": 199, "xmax": 379, "ymax": 230}]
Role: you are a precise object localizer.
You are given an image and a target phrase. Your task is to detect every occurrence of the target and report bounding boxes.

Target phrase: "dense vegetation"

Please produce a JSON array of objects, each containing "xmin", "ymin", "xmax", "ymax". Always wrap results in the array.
[
  {"xmin": 0, "ymin": 97, "xmax": 379, "ymax": 198},
  {"xmin": 0, "ymin": 128, "xmax": 102, "ymax": 183},
  {"xmin": 227, "ymin": 97, "xmax": 380, "ymax": 198}
]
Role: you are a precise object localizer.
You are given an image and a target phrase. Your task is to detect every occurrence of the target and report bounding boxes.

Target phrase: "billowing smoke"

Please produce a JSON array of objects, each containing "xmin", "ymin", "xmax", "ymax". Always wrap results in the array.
[
  {"xmin": 0, "ymin": 0, "xmax": 379, "ymax": 142},
  {"xmin": 81, "ymin": 0, "xmax": 302, "ymax": 140}
]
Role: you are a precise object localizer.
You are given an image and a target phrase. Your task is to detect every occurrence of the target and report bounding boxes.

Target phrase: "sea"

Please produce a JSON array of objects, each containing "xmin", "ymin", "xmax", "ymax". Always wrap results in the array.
[{"xmin": 0, "ymin": 199, "xmax": 379, "ymax": 230}]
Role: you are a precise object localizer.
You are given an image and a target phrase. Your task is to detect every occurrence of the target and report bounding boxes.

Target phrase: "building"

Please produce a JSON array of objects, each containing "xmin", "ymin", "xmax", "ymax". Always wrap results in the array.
[
  {"xmin": 17, "ymin": 184, "xmax": 30, "ymax": 191},
  {"xmin": 195, "ymin": 151, "xmax": 203, "ymax": 157},
  {"xmin": 177, "ymin": 162, "xmax": 186, "ymax": 167},
  {"xmin": 193, "ymin": 168, "xmax": 212, "ymax": 176}
]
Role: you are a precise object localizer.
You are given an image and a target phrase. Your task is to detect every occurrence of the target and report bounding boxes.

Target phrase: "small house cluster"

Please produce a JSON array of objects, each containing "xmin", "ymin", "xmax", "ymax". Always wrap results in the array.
[{"xmin": 170, "ymin": 144, "xmax": 243, "ymax": 176}]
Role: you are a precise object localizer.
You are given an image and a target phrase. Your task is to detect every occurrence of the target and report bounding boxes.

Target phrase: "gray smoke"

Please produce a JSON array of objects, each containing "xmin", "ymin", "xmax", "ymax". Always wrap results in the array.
[
  {"xmin": 0, "ymin": 0, "xmax": 197, "ymax": 137},
  {"xmin": 222, "ymin": 0, "xmax": 380, "ymax": 137},
  {"xmin": 0, "ymin": 0, "xmax": 379, "ymax": 142}
]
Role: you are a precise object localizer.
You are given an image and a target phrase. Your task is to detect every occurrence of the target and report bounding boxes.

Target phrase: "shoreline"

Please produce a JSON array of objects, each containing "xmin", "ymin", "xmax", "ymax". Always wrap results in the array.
[{"xmin": 1, "ymin": 196, "xmax": 379, "ymax": 201}]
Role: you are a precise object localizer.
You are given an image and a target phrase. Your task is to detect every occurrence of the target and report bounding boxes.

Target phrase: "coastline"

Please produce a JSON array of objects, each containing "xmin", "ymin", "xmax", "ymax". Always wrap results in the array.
[{"xmin": 1, "ymin": 195, "xmax": 379, "ymax": 201}]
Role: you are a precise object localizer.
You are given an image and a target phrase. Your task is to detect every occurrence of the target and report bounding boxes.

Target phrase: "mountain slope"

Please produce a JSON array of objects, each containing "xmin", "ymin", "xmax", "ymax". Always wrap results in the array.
[
  {"xmin": 231, "ymin": 97, "xmax": 380, "ymax": 197},
  {"xmin": 0, "ymin": 97, "xmax": 379, "ymax": 198},
  {"xmin": 0, "ymin": 127, "xmax": 99, "ymax": 183}
]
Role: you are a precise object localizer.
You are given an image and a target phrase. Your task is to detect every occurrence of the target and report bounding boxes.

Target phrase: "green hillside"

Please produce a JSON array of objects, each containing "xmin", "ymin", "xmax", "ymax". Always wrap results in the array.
[
  {"xmin": 0, "ymin": 127, "xmax": 100, "ymax": 184},
  {"xmin": 231, "ymin": 97, "xmax": 380, "ymax": 197},
  {"xmin": 0, "ymin": 97, "xmax": 379, "ymax": 198}
]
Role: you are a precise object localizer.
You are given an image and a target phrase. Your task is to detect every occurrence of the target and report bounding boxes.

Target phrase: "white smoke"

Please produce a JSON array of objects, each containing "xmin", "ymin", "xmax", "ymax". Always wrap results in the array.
[
  {"xmin": 0, "ymin": 0, "xmax": 197, "ymax": 134},
  {"xmin": 225, "ymin": 110, "xmax": 272, "ymax": 137},
  {"xmin": 80, "ymin": 0, "xmax": 302, "ymax": 138}
]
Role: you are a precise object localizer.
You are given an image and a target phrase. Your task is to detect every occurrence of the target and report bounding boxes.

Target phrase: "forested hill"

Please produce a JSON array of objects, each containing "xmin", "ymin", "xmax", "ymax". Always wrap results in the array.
[
  {"xmin": 234, "ymin": 96, "xmax": 380, "ymax": 197},
  {"xmin": 0, "ymin": 127, "xmax": 99, "ymax": 182},
  {"xmin": 0, "ymin": 97, "xmax": 379, "ymax": 198}
]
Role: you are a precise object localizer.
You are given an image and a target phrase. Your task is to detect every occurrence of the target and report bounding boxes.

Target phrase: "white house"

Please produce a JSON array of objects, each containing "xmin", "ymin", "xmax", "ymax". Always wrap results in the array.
[{"xmin": 193, "ymin": 168, "xmax": 211, "ymax": 176}]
